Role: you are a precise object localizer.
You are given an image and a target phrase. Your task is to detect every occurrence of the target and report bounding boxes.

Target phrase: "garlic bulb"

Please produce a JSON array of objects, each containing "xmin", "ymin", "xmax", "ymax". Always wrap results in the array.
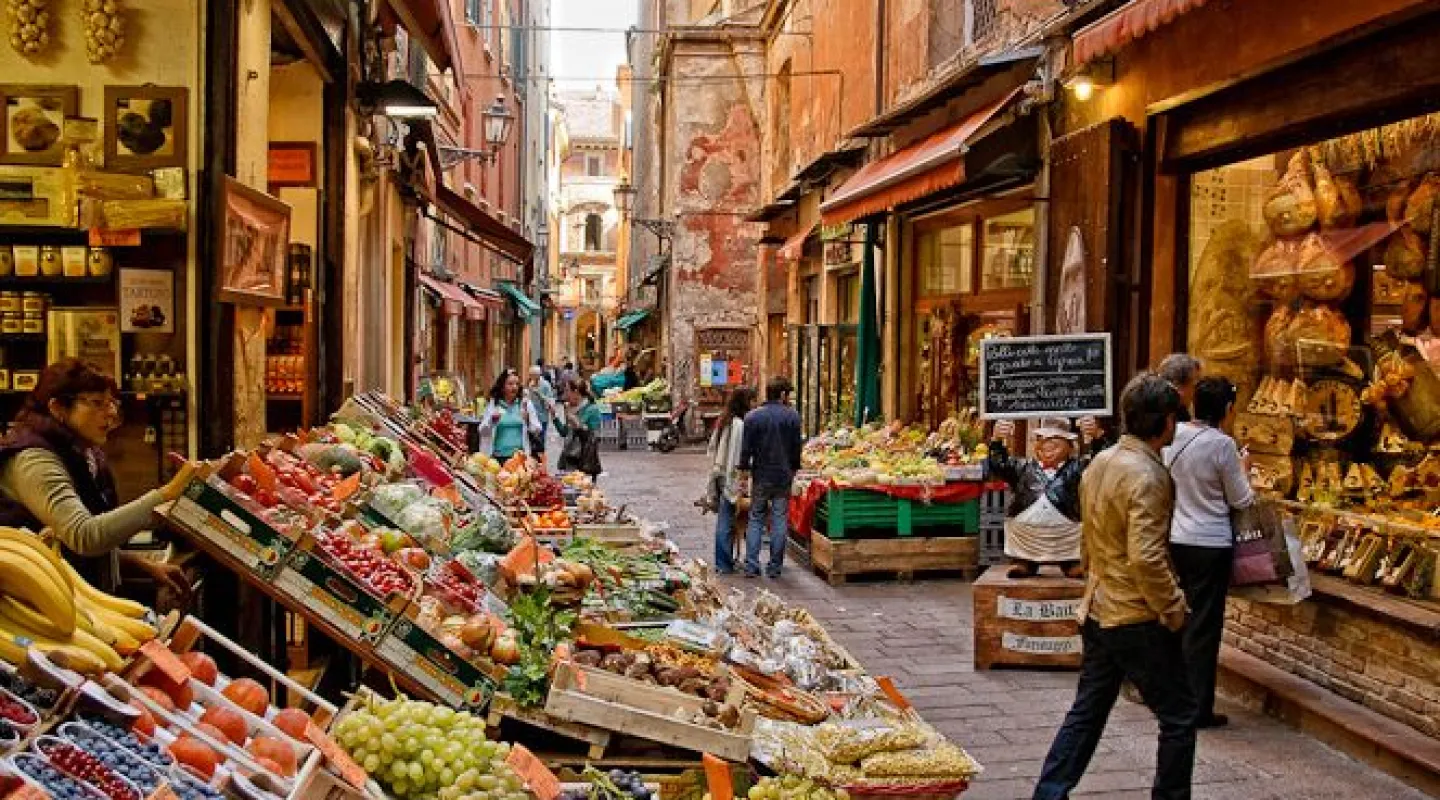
[
  {"xmin": 82, "ymin": 0, "xmax": 125, "ymax": 64},
  {"xmin": 6, "ymin": 0, "xmax": 52, "ymax": 57}
]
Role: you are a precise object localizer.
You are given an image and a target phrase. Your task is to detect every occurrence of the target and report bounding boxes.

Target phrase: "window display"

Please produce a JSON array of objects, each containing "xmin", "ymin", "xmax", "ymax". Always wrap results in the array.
[{"xmin": 1186, "ymin": 114, "xmax": 1440, "ymax": 602}]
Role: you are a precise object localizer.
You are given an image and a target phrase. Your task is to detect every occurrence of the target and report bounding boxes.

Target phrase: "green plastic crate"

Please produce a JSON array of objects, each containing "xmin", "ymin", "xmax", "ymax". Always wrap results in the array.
[{"xmin": 817, "ymin": 488, "xmax": 979, "ymax": 539}]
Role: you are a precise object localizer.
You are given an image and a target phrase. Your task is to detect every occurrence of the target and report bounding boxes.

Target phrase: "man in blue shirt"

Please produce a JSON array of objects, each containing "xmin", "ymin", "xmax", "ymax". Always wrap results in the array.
[{"xmin": 739, "ymin": 376, "xmax": 803, "ymax": 578}]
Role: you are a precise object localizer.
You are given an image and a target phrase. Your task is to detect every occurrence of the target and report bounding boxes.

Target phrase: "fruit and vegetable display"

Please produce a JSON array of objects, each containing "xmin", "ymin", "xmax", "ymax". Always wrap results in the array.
[
  {"xmin": 601, "ymin": 378, "xmax": 671, "ymax": 409},
  {"xmin": 801, "ymin": 416, "xmax": 986, "ymax": 486},
  {"xmin": 561, "ymin": 767, "xmax": 656, "ymax": 800},
  {"xmin": 0, "ymin": 528, "xmax": 157, "ymax": 677},
  {"xmin": 331, "ymin": 692, "xmax": 528, "ymax": 800}
]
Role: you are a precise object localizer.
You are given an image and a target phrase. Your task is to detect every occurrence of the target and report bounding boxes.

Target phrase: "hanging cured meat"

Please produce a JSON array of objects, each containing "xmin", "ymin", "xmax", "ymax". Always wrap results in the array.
[
  {"xmin": 1310, "ymin": 149, "xmax": 1362, "ymax": 230},
  {"xmin": 1297, "ymin": 232, "xmax": 1355, "ymax": 302},
  {"xmin": 1385, "ymin": 228, "xmax": 1427, "ymax": 279},
  {"xmin": 1404, "ymin": 174, "xmax": 1440, "ymax": 235},
  {"xmin": 1264, "ymin": 150, "xmax": 1319, "ymax": 236},
  {"xmin": 1252, "ymin": 237, "xmax": 1303, "ymax": 303}
]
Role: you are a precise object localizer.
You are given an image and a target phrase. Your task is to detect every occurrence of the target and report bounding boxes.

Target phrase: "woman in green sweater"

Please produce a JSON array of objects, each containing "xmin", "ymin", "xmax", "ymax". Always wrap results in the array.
[{"xmin": 553, "ymin": 376, "xmax": 603, "ymax": 480}]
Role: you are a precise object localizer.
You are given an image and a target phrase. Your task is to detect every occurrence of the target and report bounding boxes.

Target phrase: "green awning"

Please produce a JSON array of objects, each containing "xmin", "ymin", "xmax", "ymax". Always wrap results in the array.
[
  {"xmin": 498, "ymin": 283, "xmax": 540, "ymax": 320},
  {"xmin": 614, "ymin": 308, "xmax": 653, "ymax": 332}
]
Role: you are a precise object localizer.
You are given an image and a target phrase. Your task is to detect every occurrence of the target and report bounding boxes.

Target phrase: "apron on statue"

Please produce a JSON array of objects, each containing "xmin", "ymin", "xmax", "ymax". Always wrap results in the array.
[{"xmin": 1004, "ymin": 488, "xmax": 1082, "ymax": 563}]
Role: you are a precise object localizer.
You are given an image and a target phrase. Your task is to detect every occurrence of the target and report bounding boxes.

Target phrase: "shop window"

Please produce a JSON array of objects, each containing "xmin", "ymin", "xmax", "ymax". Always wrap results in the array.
[
  {"xmin": 917, "ymin": 223, "xmax": 974, "ymax": 296},
  {"xmin": 481, "ymin": 0, "xmax": 494, "ymax": 49},
  {"xmin": 466, "ymin": 0, "xmax": 482, "ymax": 23},
  {"xmin": 835, "ymin": 272, "xmax": 859, "ymax": 324},
  {"xmin": 980, "ymin": 208, "xmax": 1034, "ymax": 290},
  {"xmin": 968, "ymin": 0, "xmax": 997, "ymax": 45},
  {"xmin": 1183, "ymin": 114, "xmax": 1440, "ymax": 602},
  {"xmin": 584, "ymin": 214, "xmax": 602, "ymax": 250}
]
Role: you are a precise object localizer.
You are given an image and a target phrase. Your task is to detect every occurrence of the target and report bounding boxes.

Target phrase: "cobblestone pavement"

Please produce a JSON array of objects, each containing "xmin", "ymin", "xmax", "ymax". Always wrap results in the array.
[{"xmin": 596, "ymin": 447, "xmax": 1431, "ymax": 800}]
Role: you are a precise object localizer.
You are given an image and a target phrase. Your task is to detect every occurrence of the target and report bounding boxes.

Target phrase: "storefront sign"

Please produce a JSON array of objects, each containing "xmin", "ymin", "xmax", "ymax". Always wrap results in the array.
[
  {"xmin": 996, "ymin": 596, "xmax": 1081, "ymax": 622},
  {"xmin": 267, "ymin": 142, "xmax": 317, "ymax": 187},
  {"xmin": 1001, "ymin": 632, "xmax": 1082, "ymax": 656},
  {"xmin": 979, "ymin": 333, "xmax": 1112, "ymax": 419}
]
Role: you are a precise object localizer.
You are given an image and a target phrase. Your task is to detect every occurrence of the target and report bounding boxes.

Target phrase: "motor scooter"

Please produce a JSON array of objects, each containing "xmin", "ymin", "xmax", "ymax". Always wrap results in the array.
[{"xmin": 651, "ymin": 400, "xmax": 689, "ymax": 453}]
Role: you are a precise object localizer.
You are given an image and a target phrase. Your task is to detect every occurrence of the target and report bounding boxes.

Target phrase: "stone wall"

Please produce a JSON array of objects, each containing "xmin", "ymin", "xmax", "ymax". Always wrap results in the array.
[{"xmin": 1223, "ymin": 590, "xmax": 1440, "ymax": 738}]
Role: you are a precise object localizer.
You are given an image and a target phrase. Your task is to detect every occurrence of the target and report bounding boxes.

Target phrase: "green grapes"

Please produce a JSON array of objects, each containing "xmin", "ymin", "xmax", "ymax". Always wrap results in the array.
[
  {"xmin": 337, "ymin": 696, "xmax": 528, "ymax": 799},
  {"xmin": 745, "ymin": 776, "xmax": 850, "ymax": 800}
]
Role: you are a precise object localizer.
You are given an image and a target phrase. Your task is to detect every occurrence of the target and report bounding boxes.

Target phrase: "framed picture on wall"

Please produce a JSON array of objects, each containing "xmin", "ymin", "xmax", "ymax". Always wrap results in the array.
[
  {"xmin": 267, "ymin": 141, "xmax": 317, "ymax": 188},
  {"xmin": 48, "ymin": 307, "xmax": 122, "ymax": 382},
  {"xmin": 218, "ymin": 176, "xmax": 290, "ymax": 306},
  {"xmin": 104, "ymin": 85, "xmax": 187, "ymax": 171},
  {"xmin": 0, "ymin": 85, "xmax": 79, "ymax": 166}
]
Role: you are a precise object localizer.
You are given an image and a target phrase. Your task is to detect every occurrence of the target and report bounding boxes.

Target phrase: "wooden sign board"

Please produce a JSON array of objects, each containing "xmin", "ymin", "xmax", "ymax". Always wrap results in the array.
[{"xmin": 979, "ymin": 333, "xmax": 1112, "ymax": 420}]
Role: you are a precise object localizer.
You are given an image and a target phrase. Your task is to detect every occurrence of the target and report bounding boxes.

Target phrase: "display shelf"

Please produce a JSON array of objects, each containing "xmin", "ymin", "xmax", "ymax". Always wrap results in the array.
[
  {"xmin": 0, "ymin": 333, "xmax": 46, "ymax": 343},
  {"xmin": 0, "ymin": 276, "xmax": 114, "ymax": 288}
]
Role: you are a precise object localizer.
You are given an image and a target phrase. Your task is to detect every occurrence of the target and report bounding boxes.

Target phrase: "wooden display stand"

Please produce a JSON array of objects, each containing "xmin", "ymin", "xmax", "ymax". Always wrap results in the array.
[
  {"xmin": 809, "ymin": 534, "xmax": 979, "ymax": 585},
  {"xmin": 973, "ymin": 565, "xmax": 1084, "ymax": 670}
]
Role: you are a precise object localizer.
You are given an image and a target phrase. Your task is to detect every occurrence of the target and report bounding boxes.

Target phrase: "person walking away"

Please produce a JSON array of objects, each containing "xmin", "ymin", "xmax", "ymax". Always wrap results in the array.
[
  {"xmin": 707, "ymin": 388, "xmax": 753, "ymax": 573},
  {"xmin": 1033, "ymin": 373, "xmax": 1196, "ymax": 800},
  {"xmin": 0, "ymin": 359, "xmax": 206, "ymax": 596},
  {"xmin": 526, "ymin": 366, "xmax": 556, "ymax": 462},
  {"xmin": 479, "ymin": 369, "xmax": 540, "ymax": 461},
  {"xmin": 1164, "ymin": 376, "xmax": 1253, "ymax": 730},
  {"xmin": 554, "ymin": 376, "xmax": 604, "ymax": 481},
  {"xmin": 1157, "ymin": 353, "xmax": 1202, "ymax": 422},
  {"xmin": 738, "ymin": 377, "xmax": 802, "ymax": 578}
]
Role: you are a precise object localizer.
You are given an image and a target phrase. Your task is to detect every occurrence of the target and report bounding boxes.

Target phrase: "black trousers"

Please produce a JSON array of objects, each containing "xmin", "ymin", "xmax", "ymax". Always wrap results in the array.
[
  {"xmin": 1169, "ymin": 542, "xmax": 1233, "ymax": 721},
  {"xmin": 1034, "ymin": 619, "xmax": 1198, "ymax": 800}
]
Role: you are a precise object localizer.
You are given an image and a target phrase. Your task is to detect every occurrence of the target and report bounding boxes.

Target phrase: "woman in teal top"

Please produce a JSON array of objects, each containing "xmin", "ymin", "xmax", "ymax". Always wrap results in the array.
[
  {"xmin": 479, "ymin": 369, "xmax": 540, "ymax": 460},
  {"xmin": 554, "ymin": 376, "xmax": 603, "ymax": 479}
]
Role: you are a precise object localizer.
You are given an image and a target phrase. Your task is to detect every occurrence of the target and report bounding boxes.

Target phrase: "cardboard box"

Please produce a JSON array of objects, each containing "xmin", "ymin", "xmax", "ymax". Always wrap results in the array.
[
  {"xmin": 274, "ymin": 532, "xmax": 409, "ymax": 648},
  {"xmin": 167, "ymin": 478, "xmax": 295, "ymax": 579},
  {"xmin": 374, "ymin": 609, "xmax": 503, "ymax": 711}
]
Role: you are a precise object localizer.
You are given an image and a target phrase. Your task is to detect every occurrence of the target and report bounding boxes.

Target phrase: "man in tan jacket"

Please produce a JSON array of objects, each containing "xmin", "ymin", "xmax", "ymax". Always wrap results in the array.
[{"xmin": 1033, "ymin": 373, "xmax": 1197, "ymax": 800}]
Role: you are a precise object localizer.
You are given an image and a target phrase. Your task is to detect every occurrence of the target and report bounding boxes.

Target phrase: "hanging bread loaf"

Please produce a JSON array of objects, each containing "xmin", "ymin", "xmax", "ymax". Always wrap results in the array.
[
  {"xmin": 1297, "ymin": 232, "xmax": 1355, "ymax": 302},
  {"xmin": 1189, "ymin": 220, "xmax": 1262, "ymax": 365},
  {"xmin": 1264, "ymin": 150, "xmax": 1318, "ymax": 236},
  {"xmin": 1404, "ymin": 174, "xmax": 1440, "ymax": 235},
  {"xmin": 1253, "ymin": 237, "xmax": 1303, "ymax": 303}
]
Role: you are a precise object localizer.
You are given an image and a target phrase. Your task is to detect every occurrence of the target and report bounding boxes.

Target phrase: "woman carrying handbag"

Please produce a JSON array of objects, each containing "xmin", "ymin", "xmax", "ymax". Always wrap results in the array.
[
  {"xmin": 554, "ymin": 376, "xmax": 603, "ymax": 481},
  {"xmin": 706, "ymin": 388, "xmax": 753, "ymax": 573}
]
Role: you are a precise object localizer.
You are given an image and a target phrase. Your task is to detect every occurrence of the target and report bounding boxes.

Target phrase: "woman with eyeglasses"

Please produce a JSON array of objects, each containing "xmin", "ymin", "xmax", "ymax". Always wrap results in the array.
[{"xmin": 0, "ymin": 359, "xmax": 204, "ymax": 595}]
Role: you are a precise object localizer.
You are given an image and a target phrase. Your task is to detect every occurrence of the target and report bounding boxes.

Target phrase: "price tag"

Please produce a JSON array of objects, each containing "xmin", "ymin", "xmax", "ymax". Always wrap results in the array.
[
  {"xmin": 145, "ymin": 784, "xmax": 180, "ymax": 800},
  {"xmin": 139, "ymin": 641, "xmax": 191, "ymax": 684},
  {"xmin": 88, "ymin": 228, "xmax": 142, "ymax": 247},
  {"xmin": 334, "ymin": 472, "xmax": 361, "ymax": 502},
  {"xmin": 307, "ymin": 722, "xmax": 367, "ymax": 789},
  {"xmin": 506, "ymin": 743, "xmax": 560, "ymax": 800},
  {"xmin": 702, "ymin": 754, "xmax": 734, "ymax": 800},
  {"xmin": 6, "ymin": 785, "xmax": 48, "ymax": 800},
  {"xmin": 875, "ymin": 676, "xmax": 911, "ymax": 710}
]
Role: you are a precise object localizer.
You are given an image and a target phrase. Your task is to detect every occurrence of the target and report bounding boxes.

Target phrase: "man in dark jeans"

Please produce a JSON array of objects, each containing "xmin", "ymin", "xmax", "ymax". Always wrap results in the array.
[
  {"xmin": 738, "ymin": 376, "xmax": 803, "ymax": 578},
  {"xmin": 1033, "ymin": 374, "xmax": 1198, "ymax": 800}
]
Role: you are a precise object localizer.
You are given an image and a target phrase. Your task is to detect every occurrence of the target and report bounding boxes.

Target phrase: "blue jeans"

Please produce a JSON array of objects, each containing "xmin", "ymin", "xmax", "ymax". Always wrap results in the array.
[
  {"xmin": 1033, "ymin": 619, "xmax": 1197, "ymax": 800},
  {"xmin": 713, "ymin": 491, "xmax": 737, "ymax": 573},
  {"xmin": 745, "ymin": 483, "xmax": 790, "ymax": 576}
]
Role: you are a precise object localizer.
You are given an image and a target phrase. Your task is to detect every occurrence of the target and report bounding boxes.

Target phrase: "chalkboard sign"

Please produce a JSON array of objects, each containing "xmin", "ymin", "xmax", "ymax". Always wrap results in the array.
[{"xmin": 979, "ymin": 333, "xmax": 1112, "ymax": 419}]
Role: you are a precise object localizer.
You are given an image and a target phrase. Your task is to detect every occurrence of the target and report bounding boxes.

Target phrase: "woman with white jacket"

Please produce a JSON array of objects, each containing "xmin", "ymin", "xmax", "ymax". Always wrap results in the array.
[
  {"xmin": 707, "ymin": 388, "xmax": 753, "ymax": 573},
  {"xmin": 478, "ymin": 369, "xmax": 541, "ymax": 461}
]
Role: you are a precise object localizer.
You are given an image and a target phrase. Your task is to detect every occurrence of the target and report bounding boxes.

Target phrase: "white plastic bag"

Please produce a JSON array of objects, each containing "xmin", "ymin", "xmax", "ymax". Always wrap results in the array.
[{"xmin": 1232, "ymin": 521, "xmax": 1311, "ymax": 605}]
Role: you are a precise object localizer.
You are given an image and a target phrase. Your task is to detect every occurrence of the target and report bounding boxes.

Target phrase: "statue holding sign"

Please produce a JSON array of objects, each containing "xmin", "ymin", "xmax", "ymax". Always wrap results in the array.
[{"xmin": 986, "ymin": 416, "xmax": 1102, "ymax": 579}]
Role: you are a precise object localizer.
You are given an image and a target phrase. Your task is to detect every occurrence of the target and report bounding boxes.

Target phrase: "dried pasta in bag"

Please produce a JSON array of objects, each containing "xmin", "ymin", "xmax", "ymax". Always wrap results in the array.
[
  {"xmin": 814, "ymin": 723, "xmax": 928, "ymax": 764},
  {"xmin": 860, "ymin": 743, "xmax": 981, "ymax": 780}
]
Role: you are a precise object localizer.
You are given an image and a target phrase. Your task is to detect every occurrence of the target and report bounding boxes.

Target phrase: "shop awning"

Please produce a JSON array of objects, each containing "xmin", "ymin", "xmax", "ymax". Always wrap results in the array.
[
  {"xmin": 777, "ymin": 221, "xmax": 818, "ymax": 262},
  {"xmin": 418, "ymin": 272, "xmax": 481, "ymax": 317},
  {"xmin": 849, "ymin": 48, "xmax": 1040, "ymax": 138},
  {"xmin": 458, "ymin": 282, "xmax": 504, "ymax": 321},
  {"xmin": 499, "ymin": 283, "xmax": 541, "ymax": 321},
  {"xmin": 820, "ymin": 87, "xmax": 1022, "ymax": 226},
  {"xmin": 615, "ymin": 308, "xmax": 653, "ymax": 332},
  {"xmin": 1073, "ymin": 0, "xmax": 1213, "ymax": 67},
  {"xmin": 380, "ymin": 0, "xmax": 467, "ymax": 92},
  {"xmin": 430, "ymin": 184, "xmax": 535, "ymax": 265}
]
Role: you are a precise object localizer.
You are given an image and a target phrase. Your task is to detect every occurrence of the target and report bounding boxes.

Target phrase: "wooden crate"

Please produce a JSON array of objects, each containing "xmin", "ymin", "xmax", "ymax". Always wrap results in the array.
[
  {"xmin": 544, "ymin": 662, "xmax": 755, "ymax": 761},
  {"xmin": 972, "ymin": 565, "xmax": 1084, "ymax": 670},
  {"xmin": 486, "ymin": 692, "xmax": 612, "ymax": 759},
  {"xmin": 809, "ymin": 535, "xmax": 979, "ymax": 585}
]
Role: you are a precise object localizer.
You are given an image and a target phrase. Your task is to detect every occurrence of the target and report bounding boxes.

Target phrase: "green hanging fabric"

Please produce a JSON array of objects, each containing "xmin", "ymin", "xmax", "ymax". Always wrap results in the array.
[{"xmin": 854, "ymin": 223, "xmax": 882, "ymax": 427}]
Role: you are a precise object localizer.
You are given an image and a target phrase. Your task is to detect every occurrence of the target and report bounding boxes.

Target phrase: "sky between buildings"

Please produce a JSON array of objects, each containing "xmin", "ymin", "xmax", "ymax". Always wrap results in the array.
[{"xmin": 550, "ymin": 0, "xmax": 638, "ymax": 90}]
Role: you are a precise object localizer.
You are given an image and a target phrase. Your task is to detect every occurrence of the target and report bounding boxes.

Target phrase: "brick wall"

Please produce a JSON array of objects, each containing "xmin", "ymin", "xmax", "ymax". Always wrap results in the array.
[{"xmin": 1223, "ymin": 595, "xmax": 1440, "ymax": 737}]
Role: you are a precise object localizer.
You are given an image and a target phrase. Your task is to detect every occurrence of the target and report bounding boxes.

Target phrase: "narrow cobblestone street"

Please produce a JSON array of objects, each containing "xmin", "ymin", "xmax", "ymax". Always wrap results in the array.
[{"xmin": 597, "ymin": 448, "xmax": 1431, "ymax": 800}]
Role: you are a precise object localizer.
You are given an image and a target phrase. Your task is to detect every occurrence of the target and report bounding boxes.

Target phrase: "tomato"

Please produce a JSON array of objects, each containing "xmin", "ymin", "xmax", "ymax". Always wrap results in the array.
[
  {"xmin": 254, "ymin": 489, "xmax": 279, "ymax": 508},
  {"xmin": 290, "ymin": 471, "xmax": 317, "ymax": 494}
]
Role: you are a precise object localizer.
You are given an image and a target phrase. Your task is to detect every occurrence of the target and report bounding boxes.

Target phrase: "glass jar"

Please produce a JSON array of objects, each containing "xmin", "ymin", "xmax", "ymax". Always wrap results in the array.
[
  {"xmin": 62, "ymin": 247, "xmax": 88, "ymax": 278},
  {"xmin": 0, "ymin": 293, "xmax": 19, "ymax": 314},
  {"xmin": 37, "ymin": 246, "xmax": 61, "ymax": 277},
  {"xmin": 12, "ymin": 246, "xmax": 37, "ymax": 278},
  {"xmin": 0, "ymin": 246, "xmax": 13, "ymax": 277},
  {"xmin": 20, "ymin": 292, "xmax": 46, "ymax": 316},
  {"xmin": 87, "ymin": 247, "xmax": 113, "ymax": 278},
  {"xmin": 1, "ymin": 312, "xmax": 22, "ymax": 334}
]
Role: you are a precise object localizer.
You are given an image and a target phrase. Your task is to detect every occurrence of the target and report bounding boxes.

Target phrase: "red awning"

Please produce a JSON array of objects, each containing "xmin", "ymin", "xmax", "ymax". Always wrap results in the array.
[
  {"xmin": 418, "ymin": 272, "xmax": 480, "ymax": 317},
  {"xmin": 777, "ymin": 221, "xmax": 818, "ymax": 262},
  {"xmin": 381, "ymin": 0, "xmax": 467, "ymax": 95},
  {"xmin": 820, "ymin": 88, "xmax": 1021, "ymax": 226},
  {"xmin": 432, "ymin": 184, "xmax": 535, "ymax": 265},
  {"xmin": 1072, "ymin": 0, "xmax": 1213, "ymax": 67}
]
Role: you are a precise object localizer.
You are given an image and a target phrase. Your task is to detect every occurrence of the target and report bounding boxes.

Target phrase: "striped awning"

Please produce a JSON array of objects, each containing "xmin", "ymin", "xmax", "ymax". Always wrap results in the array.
[
  {"xmin": 777, "ymin": 221, "xmax": 818, "ymax": 262},
  {"xmin": 1072, "ymin": 0, "xmax": 1213, "ymax": 67}
]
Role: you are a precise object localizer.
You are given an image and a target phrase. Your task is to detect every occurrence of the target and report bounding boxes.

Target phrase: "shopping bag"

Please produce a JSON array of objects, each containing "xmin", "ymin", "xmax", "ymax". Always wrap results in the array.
[
  {"xmin": 1231, "ymin": 499, "xmax": 1293, "ymax": 586},
  {"xmin": 1232, "ymin": 521, "xmax": 1312, "ymax": 604}
]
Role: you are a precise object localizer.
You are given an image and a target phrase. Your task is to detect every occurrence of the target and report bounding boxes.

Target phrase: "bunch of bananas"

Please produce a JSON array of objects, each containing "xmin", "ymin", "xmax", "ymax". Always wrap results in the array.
[{"xmin": 0, "ymin": 528, "xmax": 156, "ymax": 676}]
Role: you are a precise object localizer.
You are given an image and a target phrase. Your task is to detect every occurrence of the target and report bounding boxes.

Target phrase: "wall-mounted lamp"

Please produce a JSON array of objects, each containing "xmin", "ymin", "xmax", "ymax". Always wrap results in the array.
[
  {"xmin": 1064, "ymin": 59, "xmax": 1115, "ymax": 103},
  {"xmin": 357, "ymin": 79, "xmax": 439, "ymax": 119}
]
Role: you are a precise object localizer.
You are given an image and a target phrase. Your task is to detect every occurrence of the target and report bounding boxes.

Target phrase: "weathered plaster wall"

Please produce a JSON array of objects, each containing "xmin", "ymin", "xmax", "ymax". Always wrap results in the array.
[{"xmin": 663, "ymin": 39, "xmax": 765, "ymax": 408}]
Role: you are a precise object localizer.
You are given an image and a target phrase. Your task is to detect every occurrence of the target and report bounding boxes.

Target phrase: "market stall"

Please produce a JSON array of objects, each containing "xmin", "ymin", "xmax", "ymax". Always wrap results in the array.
[
  {"xmin": 0, "ymin": 388, "xmax": 985, "ymax": 800},
  {"xmin": 790, "ymin": 414, "xmax": 1002, "ymax": 584}
]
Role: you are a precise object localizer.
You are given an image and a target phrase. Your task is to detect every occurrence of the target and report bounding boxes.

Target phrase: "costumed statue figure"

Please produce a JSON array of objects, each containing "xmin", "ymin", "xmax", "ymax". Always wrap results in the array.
[{"xmin": 986, "ymin": 416, "xmax": 1101, "ymax": 579}]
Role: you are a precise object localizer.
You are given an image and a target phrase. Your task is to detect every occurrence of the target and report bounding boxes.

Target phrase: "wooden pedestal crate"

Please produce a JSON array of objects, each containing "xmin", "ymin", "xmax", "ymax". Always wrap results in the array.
[
  {"xmin": 973, "ymin": 565, "xmax": 1084, "ymax": 670},
  {"xmin": 809, "ymin": 535, "xmax": 978, "ymax": 585}
]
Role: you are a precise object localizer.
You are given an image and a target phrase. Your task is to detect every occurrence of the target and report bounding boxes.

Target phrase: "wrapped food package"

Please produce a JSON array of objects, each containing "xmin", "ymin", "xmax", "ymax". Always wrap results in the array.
[
  {"xmin": 100, "ymin": 198, "xmax": 186, "ymax": 230},
  {"xmin": 74, "ymin": 170, "xmax": 154, "ymax": 200},
  {"xmin": 1385, "ymin": 228, "xmax": 1427, "ymax": 279},
  {"xmin": 1190, "ymin": 220, "xmax": 1262, "ymax": 371},
  {"xmin": 814, "ymin": 723, "xmax": 930, "ymax": 765},
  {"xmin": 1311, "ymin": 150, "xmax": 1362, "ymax": 230},
  {"xmin": 1252, "ymin": 237, "xmax": 1302, "ymax": 303},
  {"xmin": 1264, "ymin": 150, "xmax": 1318, "ymax": 236},
  {"xmin": 1297, "ymin": 233, "xmax": 1355, "ymax": 302},
  {"xmin": 859, "ymin": 743, "xmax": 981, "ymax": 780},
  {"xmin": 1405, "ymin": 174, "xmax": 1440, "ymax": 235}
]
